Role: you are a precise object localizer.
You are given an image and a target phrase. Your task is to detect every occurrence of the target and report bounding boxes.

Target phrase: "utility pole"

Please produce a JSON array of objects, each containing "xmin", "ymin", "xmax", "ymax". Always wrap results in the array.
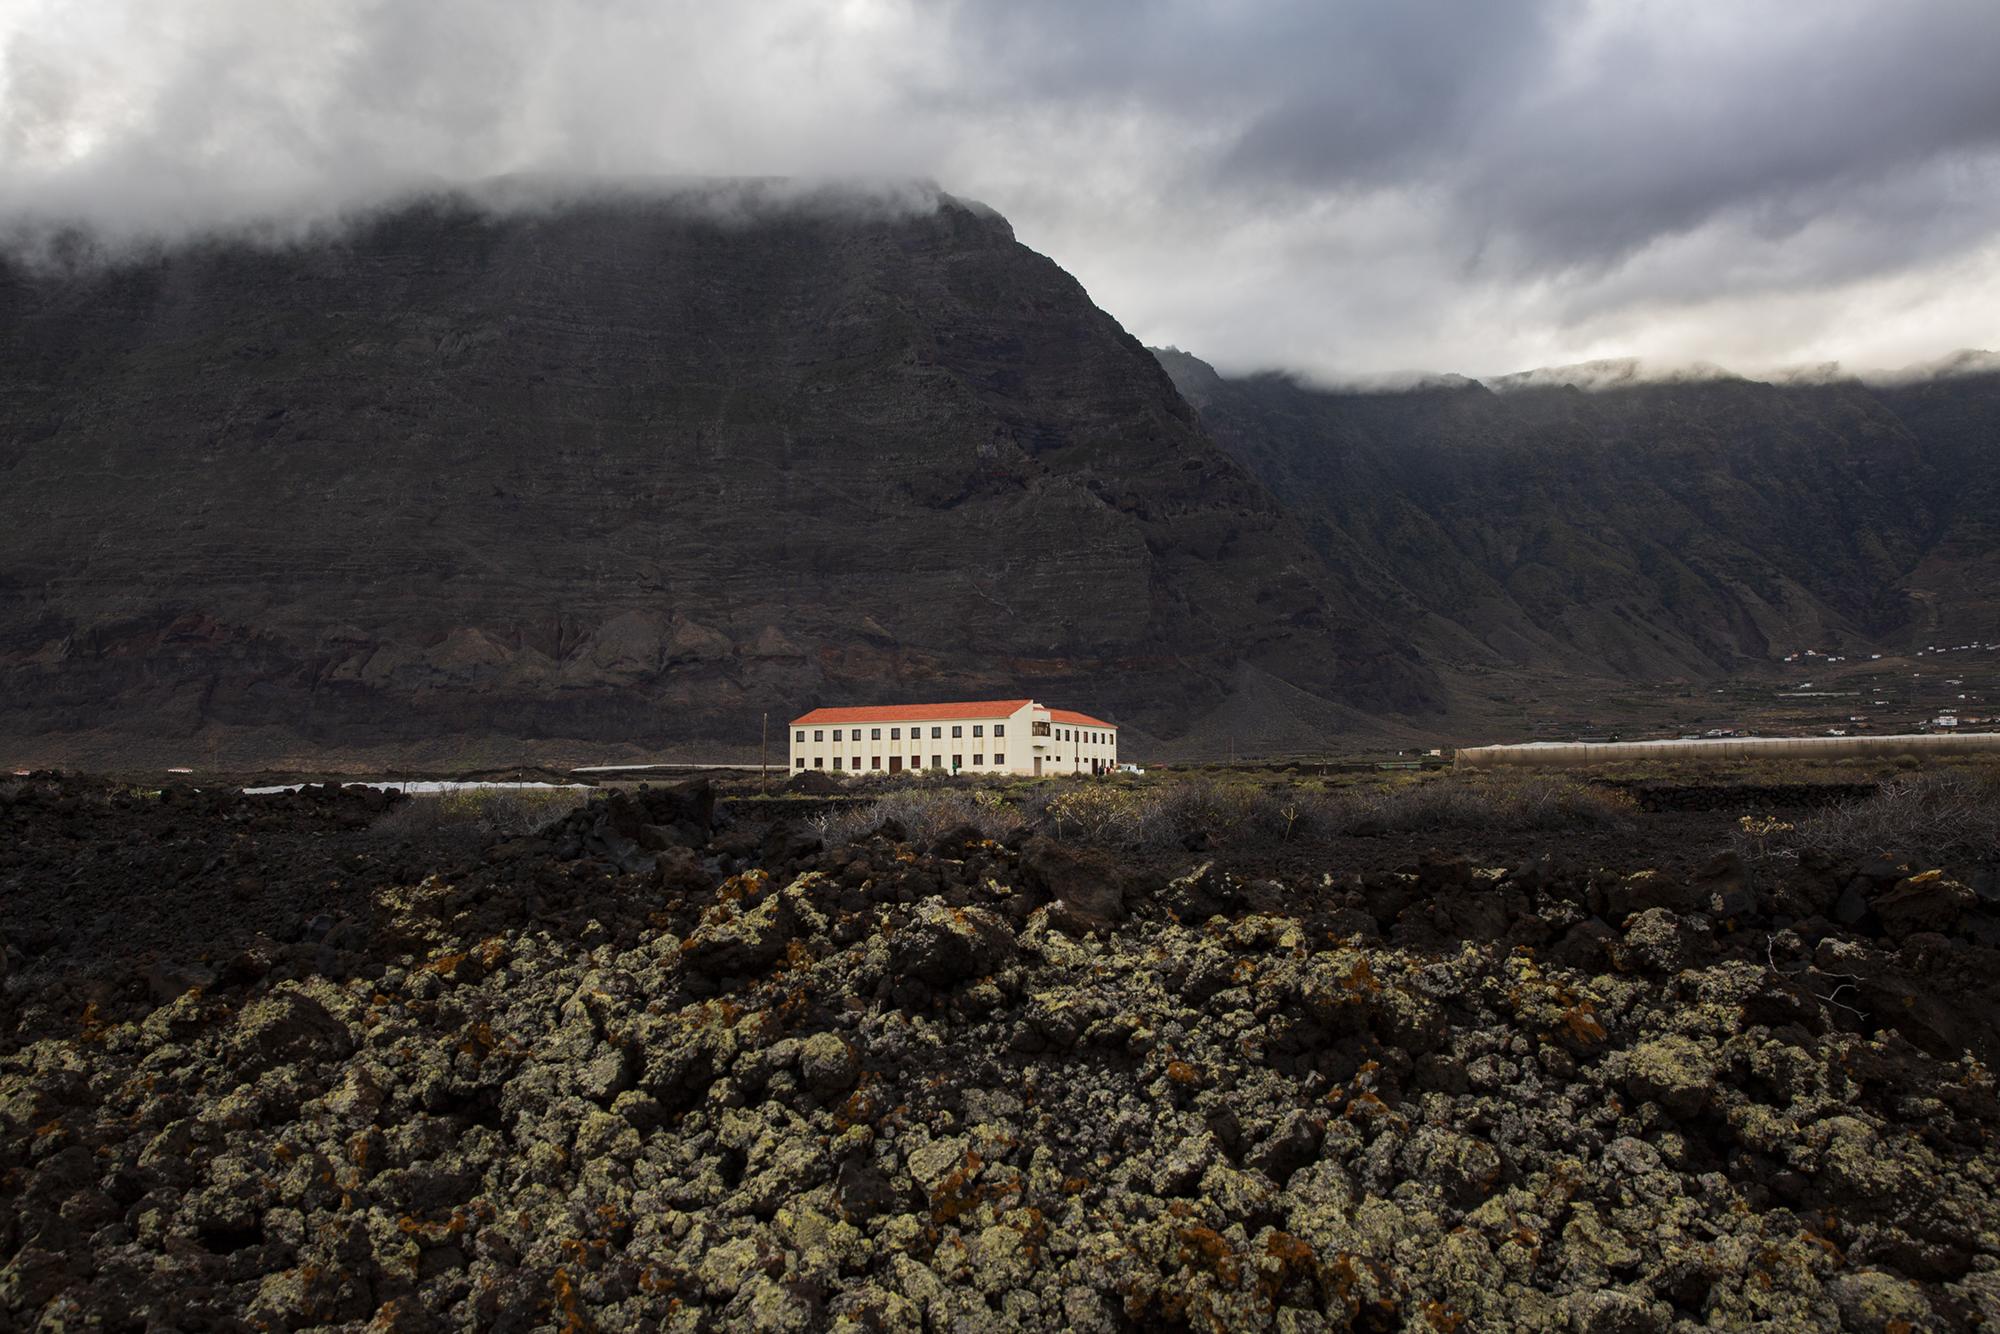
[{"xmin": 760, "ymin": 713, "xmax": 768, "ymax": 795}]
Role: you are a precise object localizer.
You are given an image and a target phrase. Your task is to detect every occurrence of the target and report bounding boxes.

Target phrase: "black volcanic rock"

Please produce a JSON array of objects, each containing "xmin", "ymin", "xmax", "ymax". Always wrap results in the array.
[{"xmin": 0, "ymin": 185, "xmax": 1434, "ymax": 765}]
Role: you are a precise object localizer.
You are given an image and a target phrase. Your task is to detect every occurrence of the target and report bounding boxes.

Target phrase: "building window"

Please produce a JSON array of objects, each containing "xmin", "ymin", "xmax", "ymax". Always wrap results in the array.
[
  {"xmin": 932, "ymin": 755, "xmax": 942, "ymax": 769},
  {"xmin": 994, "ymin": 723, "xmax": 1005, "ymax": 737},
  {"xmin": 973, "ymin": 725, "xmax": 983, "ymax": 737},
  {"xmin": 993, "ymin": 752, "xmax": 1004, "ymax": 766},
  {"xmin": 871, "ymin": 756, "xmax": 882, "ymax": 769},
  {"xmin": 814, "ymin": 757, "xmax": 823, "ymax": 768},
  {"xmin": 972, "ymin": 754, "xmax": 984, "ymax": 766},
  {"xmin": 852, "ymin": 757, "xmax": 861, "ymax": 770},
  {"xmin": 911, "ymin": 755, "xmax": 921, "ymax": 770},
  {"xmin": 1033, "ymin": 720, "xmax": 1050, "ymax": 736},
  {"xmin": 814, "ymin": 729, "xmax": 824, "ymax": 741},
  {"xmin": 890, "ymin": 727, "xmax": 901, "ymax": 740},
  {"xmin": 931, "ymin": 726, "xmax": 942, "ymax": 739},
  {"xmin": 833, "ymin": 757, "xmax": 842, "ymax": 770},
  {"xmin": 951, "ymin": 725, "xmax": 962, "ymax": 738},
  {"xmin": 832, "ymin": 728, "xmax": 843, "ymax": 742},
  {"xmin": 795, "ymin": 730, "xmax": 805, "ymax": 742},
  {"xmin": 952, "ymin": 754, "xmax": 962, "ymax": 769},
  {"xmin": 871, "ymin": 727, "xmax": 881, "ymax": 740},
  {"xmin": 796, "ymin": 758, "xmax": 805, "ymax": 768}
]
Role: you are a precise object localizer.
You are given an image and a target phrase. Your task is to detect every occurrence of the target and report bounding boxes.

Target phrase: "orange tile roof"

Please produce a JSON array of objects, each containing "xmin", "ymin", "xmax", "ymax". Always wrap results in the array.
[
  {"xmin": 1050, "ymin": 708, "xmax": 1116, "ymax": 729},
  {"xmin": 790, "ymin": 699, "xmax": 1119, "ymax": 728},
  {"xmin": 792, "ymin": 699, "xmax": 1033, "ymax": 726}
]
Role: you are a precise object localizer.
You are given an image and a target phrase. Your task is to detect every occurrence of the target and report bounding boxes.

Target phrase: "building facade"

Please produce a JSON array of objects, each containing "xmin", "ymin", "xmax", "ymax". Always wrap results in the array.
[{"xmin": 789, "ymin": 699, "xmax": 1118, "ymax": 777}]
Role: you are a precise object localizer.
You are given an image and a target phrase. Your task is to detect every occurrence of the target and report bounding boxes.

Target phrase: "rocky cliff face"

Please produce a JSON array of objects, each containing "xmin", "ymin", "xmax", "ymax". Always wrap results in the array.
[
  {"xmin": 1156, "ymin": 348, "xmax": 1996, "ymax": 682},
  {"xmin": 0, "ymin": 187, "xmax": 1434, "ymax": 765},
  {"xmin": 1870, "ymin": 371, "xmax": 2000, "ymax": 649}
]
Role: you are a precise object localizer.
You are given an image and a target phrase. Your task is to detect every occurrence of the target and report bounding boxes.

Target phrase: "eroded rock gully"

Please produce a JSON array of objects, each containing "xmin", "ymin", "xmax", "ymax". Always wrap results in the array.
[{"xmin": 5, "ymin": 776, "xmax": 2000, "ymax": 1330}]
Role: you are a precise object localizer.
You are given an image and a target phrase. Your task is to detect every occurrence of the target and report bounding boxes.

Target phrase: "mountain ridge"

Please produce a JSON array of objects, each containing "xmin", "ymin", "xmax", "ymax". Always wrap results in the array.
[
  {"xmin": 1154, "ymin": 346, "xmax": 1997, "ymax": 687},
  {"xmin": 0, "ymin": 190, "xmax": 1438, "ymax": 766}
]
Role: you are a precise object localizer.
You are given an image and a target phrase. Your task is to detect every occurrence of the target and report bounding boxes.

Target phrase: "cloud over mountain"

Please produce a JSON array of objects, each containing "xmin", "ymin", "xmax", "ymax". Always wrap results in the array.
[{"xmin": 3, "ymin": 0, "xmax": 1997, "ymax": 377}]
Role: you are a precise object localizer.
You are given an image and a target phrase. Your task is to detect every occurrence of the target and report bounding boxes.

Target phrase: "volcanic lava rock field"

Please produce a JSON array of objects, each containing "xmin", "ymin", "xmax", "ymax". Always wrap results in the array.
[{"xmin": 5, "ymin": 773, "xmax": 2000, "ymax": 1331}]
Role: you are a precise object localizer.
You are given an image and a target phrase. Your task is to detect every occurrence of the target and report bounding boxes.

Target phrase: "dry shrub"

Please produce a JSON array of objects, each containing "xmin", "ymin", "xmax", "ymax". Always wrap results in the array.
[
  {"xmin": 1044, "ymin": 786, "xmax": 1144, "ymax": 842},
  {"xmin": 1790, "ymin": 770, "xmax": 2000, "ymax": 861},
  {"xmin": 1335, "ymin": 776, "xmax": 1636, "ymax": 835},
  {"xmin": 1029, "ymin": 774, "xmax": 1633, "ymax": 849},
  {"xmin": 370, "ymin": 786, "xmax": 589, "ymax": 844},
  {"xmin": 1731, "ymin": 814, "xmax": 1797, "ymax": 865},
  {"xmin": 813, "ymin": 787, "xmax": 1023, "ymax": 847},
  {"xmin": 1029, "ymin": 779, "xmax": 1253, "ymax": 850},
  {"xmin": 829, "ymin": 772, "xmax": 1638, "ymax": 853}
]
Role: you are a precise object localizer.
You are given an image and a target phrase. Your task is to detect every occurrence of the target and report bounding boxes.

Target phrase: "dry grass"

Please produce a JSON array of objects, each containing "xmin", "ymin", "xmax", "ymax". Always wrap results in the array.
[
  {"xmin": 1532, "ymin": 752, "xmax": 2000, "ymax": 787},
  {"xmin": 1340, "ymin": 775, "xmax": 1638, "ymax": 834}
]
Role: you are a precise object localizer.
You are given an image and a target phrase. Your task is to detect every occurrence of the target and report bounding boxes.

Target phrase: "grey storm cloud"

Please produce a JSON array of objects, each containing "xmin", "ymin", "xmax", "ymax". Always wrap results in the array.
[{"xmin": 2, "ymin": 0, "xmax": 1997, "ymax": 378}]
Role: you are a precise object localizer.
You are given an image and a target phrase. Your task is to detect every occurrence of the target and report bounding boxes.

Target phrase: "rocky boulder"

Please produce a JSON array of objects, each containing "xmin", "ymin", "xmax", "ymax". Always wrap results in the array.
[
  {"xmin": 1620, "ymin": 1035, "xmax": 1718, "ymax": 1120},
  {"xmin": 1018, "ymin": 838, "xmax": 1127, "ymax": 934},
  {"xmin": 889, "ymin": 898, "xmax": 1016, "ymax": 987},
  {"xmin": 1871, "ymin": 869, "xmax": 1975, "ymax": 940},
  {"xmin": 225, "ymin": 985, "xmax": 353, "ymax": 1079},
  {"xmin": 1604, "ymin": 869, "xmax": 1700, "ymax": 922},
  {"xmin": 681, "ymin": 885, "xmax": 797, "ymax": 978}
]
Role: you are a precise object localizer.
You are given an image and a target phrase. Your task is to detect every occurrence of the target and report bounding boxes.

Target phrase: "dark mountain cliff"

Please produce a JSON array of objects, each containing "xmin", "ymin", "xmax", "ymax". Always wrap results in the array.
[
  {"xmin": 1156, "ymin": 348, "xmax": 1997, "ymax": 682},
  {"xmin": 0, "ymin": 188, "xmax": 1435, "ymax": 765},
  {"xmin": 1869, "ymin": 370, "xmax": 2000, "ymax": 649}
]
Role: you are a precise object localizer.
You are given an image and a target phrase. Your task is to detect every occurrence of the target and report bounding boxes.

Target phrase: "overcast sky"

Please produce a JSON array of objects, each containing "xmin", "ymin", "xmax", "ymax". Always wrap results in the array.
[{"xmin": 4, "ymin": 0, "xmax": 1998, "ymax": 379}]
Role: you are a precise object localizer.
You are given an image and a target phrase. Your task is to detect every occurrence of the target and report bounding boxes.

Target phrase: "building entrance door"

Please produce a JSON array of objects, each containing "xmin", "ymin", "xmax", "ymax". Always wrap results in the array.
[
  {"xmin": 889, "ymin": 756, "xmax": 902, "ymax": 773},
  {"xmin": 1033, "ymin": 757, "xmax": 1042, "ymax": 776}
]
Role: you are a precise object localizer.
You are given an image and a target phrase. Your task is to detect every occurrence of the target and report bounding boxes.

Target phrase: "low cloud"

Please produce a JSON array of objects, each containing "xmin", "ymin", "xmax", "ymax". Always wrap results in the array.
[{"xmin": 3, "ymin": 0, "xmax": 1996, "ymax": 376}]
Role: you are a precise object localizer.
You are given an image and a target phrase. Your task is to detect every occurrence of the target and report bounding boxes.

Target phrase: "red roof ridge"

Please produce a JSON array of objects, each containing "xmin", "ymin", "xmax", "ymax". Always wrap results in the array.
[
  {"xmin": 1049, "ymin": 708, "xmax": 1116, "ymax": 728},
  {"xmin": 791, "ymin": 698, "xmax": 1034, "ymax": 726},
  {"xmin": 789, "ymin": 699, "xmax": 1118, "ymax": 728}
]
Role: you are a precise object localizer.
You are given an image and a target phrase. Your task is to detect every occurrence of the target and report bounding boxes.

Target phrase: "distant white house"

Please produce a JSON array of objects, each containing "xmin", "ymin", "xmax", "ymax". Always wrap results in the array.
[
  {"xmin": 1935, "ymin": 711, "xmax": 1960, "ymax": 728},
  {"xmin": 790, "ymin": 698, "xmax": 1118, "ymax": 777}
]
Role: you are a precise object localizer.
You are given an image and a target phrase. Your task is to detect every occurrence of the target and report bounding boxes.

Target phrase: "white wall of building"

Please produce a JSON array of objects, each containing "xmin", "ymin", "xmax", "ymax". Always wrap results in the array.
[{"xmin": 787, "ymin": 700, "xmax": 1117, "ymax": 777}]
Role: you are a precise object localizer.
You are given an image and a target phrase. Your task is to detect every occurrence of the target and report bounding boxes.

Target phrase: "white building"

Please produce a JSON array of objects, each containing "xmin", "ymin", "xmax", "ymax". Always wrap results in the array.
[{"xmin": 789, "ymin": 698, "xmax": 1118, "ymax": 778}]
